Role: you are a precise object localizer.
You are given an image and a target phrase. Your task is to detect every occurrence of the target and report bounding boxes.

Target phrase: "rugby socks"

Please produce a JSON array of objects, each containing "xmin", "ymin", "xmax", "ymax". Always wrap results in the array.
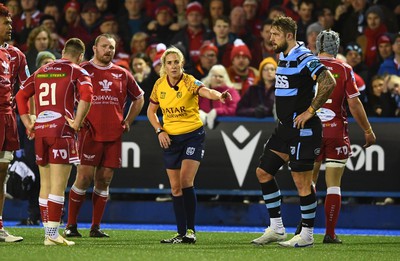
[
  {"xmin": 91, "ymin": 187, "xmax": 108, "ymax": 229},
  {"xmin": 172, "ymin": 195, "xmax": 186, "ymax": 236},
  {"xmin": 39, "ymin": 198, "xmax": 48, "ymax": 234},
  {"xmin": 299, "ymin": 190, "xmax": 317, "ymax": 241},
  {"xmin": 260, "ymin": 179, "xmax": 284, "ymax": 233},
  {"xmin": 0, "ymin": 216, "xmax": 3, "ymax": 230},
  {"xmin": 325, "ymin": 186, "xmax": 341, "ymax": 238},
  {"xmin": 182, "ymin": 186, "xmax": 197, "ymax": 232},
  {"xmin": 47, "ymin": 194, "xmax": 64, "ymax": 239},
  {"xmin": 67, "ymin": 185, "xmax": 86, "ymax": 226}
]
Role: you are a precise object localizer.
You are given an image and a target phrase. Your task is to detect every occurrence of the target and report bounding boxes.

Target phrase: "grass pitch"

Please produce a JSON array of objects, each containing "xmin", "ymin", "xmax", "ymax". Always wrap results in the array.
[{"xmin": 1, "ymin": 227, "xmax": 399, "ymax": 261}]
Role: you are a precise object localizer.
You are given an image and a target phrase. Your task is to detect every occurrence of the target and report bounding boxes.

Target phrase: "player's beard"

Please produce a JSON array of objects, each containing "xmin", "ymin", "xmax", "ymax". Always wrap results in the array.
[
  {"xmin": 98, "ymin": 54, "xmax": 113, "ymax": 65},
  {"xmin": 274, "ymin": 41, "xmax": 288, "ymax": 54}
]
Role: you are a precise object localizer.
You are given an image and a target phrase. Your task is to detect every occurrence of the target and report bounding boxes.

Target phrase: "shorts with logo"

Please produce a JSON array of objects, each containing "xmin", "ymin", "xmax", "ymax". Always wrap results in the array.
[
  {"xmin": 79, "ymin": 126, "xmax": 121, "ymax": 168},
  {"xmin": 316, "ymin": 136, "xmax": 351, "ymax": 162},
  {"xmin": 35, "ymin": 137, "xmax": 79, "ymax": 166},
  {"xmin": 163, "ymin": 126, "xmax": 205, "ymax": 169},
  {"xmin": 263, "ymin": 117, "xmax": 322, "ymax": 166},
  {"xmin": 0, "ymin": 113, "xmax": 19, "ymax": 152}
]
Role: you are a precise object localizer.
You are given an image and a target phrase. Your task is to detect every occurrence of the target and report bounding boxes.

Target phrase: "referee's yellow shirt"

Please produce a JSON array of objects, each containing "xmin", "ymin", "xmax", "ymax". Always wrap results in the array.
[{"xmin": 150, "ymin": 73, "xmax": 204, "ymax": 135}]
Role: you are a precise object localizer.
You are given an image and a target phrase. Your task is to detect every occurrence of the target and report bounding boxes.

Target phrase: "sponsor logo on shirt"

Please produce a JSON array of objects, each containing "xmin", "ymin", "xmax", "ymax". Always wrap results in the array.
[
  {"xmin": 316, "ymin": 108, "xmax": 336, "ymax": 122},
  {"xmin": 36, "ymin": 110, "xmax": 62, "ymax": 123},
  {"xmin": 37, "ymin": 72, "xmax": 66, "ymax": 78}
]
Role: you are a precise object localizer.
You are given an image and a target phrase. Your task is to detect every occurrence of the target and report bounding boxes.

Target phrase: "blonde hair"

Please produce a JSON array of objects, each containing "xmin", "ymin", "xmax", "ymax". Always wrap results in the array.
[
  {"xmin": 159, "ymin": 46, "xmax": 185, "ymax": 78},
  {"xmin": 202, "ymin": 64, "xmax": 233, "ymax": 87}
]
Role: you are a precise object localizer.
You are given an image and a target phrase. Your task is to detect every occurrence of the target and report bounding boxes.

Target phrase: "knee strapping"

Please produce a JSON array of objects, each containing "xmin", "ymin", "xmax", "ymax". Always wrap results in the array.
[
  {"xmin": 260, "ymin": 150, "xmax": 286, "ymax": 175},
  {"xmin": 325, "ymin": 158, "xmax": 347, "ymax": 168}
]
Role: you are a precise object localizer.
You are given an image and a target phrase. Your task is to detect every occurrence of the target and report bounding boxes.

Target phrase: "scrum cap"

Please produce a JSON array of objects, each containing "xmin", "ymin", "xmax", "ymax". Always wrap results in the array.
[{"xmin": 316, "ymin": 29, "xmax": 340, "ymax": 57}]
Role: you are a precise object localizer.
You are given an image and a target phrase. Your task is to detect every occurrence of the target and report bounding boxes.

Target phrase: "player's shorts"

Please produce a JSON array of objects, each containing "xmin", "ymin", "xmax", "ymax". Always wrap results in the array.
[
  {"xmin": 163, "ymin": 126, "xmax": 205, "ymax": 169},
  {"xmin": 0, "ymin": 113, "xmax": 19, "ymax": 151},
  {"xmin": 316, "ymin": 136, "xmax": 351, "ymax": 162},
  {"xmin": 265, "ymin": 117, "xmax": 322, "ymax": 163},
  {"xmin": 35, "ymin": 137, "xmax": 79, "ymax": 166},
  {"xmin": 78, "ymin": 125, "xmax": 121, "ymax": 168}
]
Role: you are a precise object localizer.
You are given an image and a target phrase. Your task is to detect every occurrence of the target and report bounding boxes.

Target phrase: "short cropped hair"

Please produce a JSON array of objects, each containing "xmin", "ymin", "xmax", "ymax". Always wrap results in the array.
[{"xmin": 63, "ymin": 38, "xmax": 85, "ymax": 57}]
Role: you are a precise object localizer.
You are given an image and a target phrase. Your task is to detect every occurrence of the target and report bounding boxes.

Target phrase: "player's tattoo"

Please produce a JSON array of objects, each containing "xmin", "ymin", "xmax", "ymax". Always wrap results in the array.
[{"xmin": 311, "ymin": 70, "xmax": 336, "ymax": 110}]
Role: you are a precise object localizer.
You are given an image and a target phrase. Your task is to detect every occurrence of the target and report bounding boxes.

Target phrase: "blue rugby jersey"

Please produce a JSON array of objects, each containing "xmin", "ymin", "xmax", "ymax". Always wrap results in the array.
[{"xmin": 274, "ymin": 42, "xmax": 326, "ymax": 125}]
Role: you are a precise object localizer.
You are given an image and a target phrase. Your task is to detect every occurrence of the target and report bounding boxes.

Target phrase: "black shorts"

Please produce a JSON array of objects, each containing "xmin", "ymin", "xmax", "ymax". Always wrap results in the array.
[
  {"xmin": 264, "ymin": 117, "xmax": 322, "ymax": 163},
  {"xmin": 163, "ymin": 127, "xmax": 205, "ymax": 169}
]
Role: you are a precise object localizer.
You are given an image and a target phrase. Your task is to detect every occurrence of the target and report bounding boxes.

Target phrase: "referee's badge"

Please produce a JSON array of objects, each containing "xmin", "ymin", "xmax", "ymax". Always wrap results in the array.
[{"xmin": 176, "ymin": 92, "xmax": 182, "ymax": 98}]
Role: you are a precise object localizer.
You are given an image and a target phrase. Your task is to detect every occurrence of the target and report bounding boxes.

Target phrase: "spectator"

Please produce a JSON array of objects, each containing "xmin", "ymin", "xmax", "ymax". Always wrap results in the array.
[
  {"xmin": 236, "ymin": 57, "xmax": 277, "ymax": 118},
  {"xmin": 39, "ymin": 15, "xmax": 65, "ymax": 53},
  {"xmin": 12, "ymin": 0, "xmax": 43, "ymax": 52},
  {"xmin": 187, "ymin": 40, "xmax": 218, "ymax": 81},
  {"xmin": 242, "ymin": 0, "xmax": 261, "ymax": 39},
  {"xmin": 199, "ymin": 64, "xmax": 240, "ymax": 129},
  {"xmin": 171, "ymin": 0, "xmax": 189, "ymax": 29},
  {"xmin": 43, "ymin": 1, "xmax": 61, "ymax": 33},
  {"xmin": 60, "ymin": 1, "xmax": 80, "ymax": 37},
  {"xmin": 67, "ymin": 1, "xmax": 102, "ymax": 60},
  {"xmin": 266, "ymin": 5, "xmax": 286, "ymax": 20},
  {"xmin": 306, "ymin": 22, "xmax": 323, "ymax": 54},
  {"xmin": 130, "ymin": 31, "xmax": 149, "ymax": 56},
  {"xmin": 334, "ymin": 0, "xmax": 369, "ymax": 47},
  {"xmin": 170, "ymin": 1, "xmax": 210, "ymax": 71},
  {"xmin": 95, "ymin": 0, "xmax": 111, "ymax": 18},
  {"xmin": 5, "ymin": 0, "xmax": 21, "ymax": 19},
  {"xmin": 130, "ymin": 52, "xmax": 152, "ymax": 84},
  {"xmin": 317, "ymin": 7, "xmax": 335, "ymax": 30},
  {"xmin": 117, "ymin": 0, "xmax": 151, "ymax": 53},
  {"xmin": 25, "ymin": 26, "xmax": 59, "ymax": 74},
  {"xmin": 356, "ymin": 5, "xmax": 388, "ymax": 68},
  {"xmin": 378, "ymin": 33, "xmax": 400, "ymax": 76},
  {"xmin": 209, "ymin": 16, "xmax": 235, "ymax": 68},
  {"xmin": 296, "ymin": 0, "xmax": 316, "ymax": 45},
  {"xmin": 369, "ymin": 33, "xmax": 394, "ymax": 76},
  {"xmin": 140, "ymin": 43, "xmax": 166, "ymax": 115},
  {"xmin": 227, "ymin": 39, "xmax": 259, "ymax": 96},
  {"xmin": 147, "ymin": 3, "xmax": 178, "ymax": 46},
  {"xmin": 345, "ymin": 42, "xmax": 370, "ymax": 86},
  {"xmin": 367, "ymin": 75, "xmax": 397, "ymax": 117},
  {"xmin": 204, "ymin": 0, "xmax": 226, "ymax": 29},
  {"xmin": 229, "ymin": 6, "xmax": 261, "ymax": 67}
]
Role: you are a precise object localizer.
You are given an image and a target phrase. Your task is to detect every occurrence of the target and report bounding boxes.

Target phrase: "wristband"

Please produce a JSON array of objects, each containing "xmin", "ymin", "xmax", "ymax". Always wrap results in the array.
[
  {"xmin": 307, "ymin": 106, "xmax": 316, "ymax": 115},
  {"xmin": 364, "ymin": 127, "xmax": 373, "ymax": 134}
]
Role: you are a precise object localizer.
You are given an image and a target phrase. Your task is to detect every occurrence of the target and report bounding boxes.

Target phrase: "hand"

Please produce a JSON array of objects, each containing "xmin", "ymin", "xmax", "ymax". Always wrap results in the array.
[
  {"xmin": 220, "ymin": 91, "xmax": 232, "ymax": 103},
  {"xmin": 123, "ymin": 120, "xmax": 130, "ymax": 132},
  {"xmin": 65, "ymin": 115, "xmax": 80, "ymax": 131},
  {"xmin": 293, "ymin": 109, "xmax": 315, "ymax": 129},
  {"xmin": 363, "ymin": 131, "xmax": 376, "ymax": 148},
  {"xmin": 158, "ymin": 131, "xmax": 171, "ymax": 149}
]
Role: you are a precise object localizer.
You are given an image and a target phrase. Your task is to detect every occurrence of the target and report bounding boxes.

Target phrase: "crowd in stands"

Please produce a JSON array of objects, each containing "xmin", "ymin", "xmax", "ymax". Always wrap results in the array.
[{"xmin": 6, "ymin": 0, "xmax": 400, "ymax": 119}]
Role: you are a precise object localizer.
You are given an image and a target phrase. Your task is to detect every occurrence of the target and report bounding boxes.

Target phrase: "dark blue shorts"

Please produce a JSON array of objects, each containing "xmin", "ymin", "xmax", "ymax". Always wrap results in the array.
[
  {"xmin": 163, "ymin": 127, "xmax": 205, "ymax": 169},
  {"xmin": 261, "ymin": 117, "xmax": 322, "ymax": 170}
]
